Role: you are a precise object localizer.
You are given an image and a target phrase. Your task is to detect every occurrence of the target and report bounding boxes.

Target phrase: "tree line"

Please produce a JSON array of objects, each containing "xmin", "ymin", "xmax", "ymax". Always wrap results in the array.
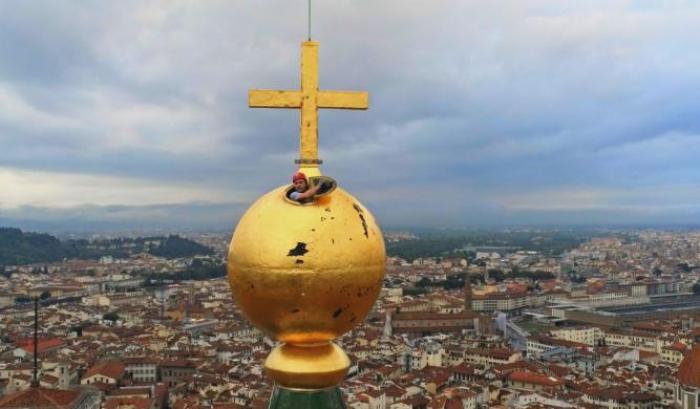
[
  {"xmin": 0, "ymin": 227, "xmax": 214, "ymax": 266},
  {"xmin": 386, "ymin": 230, "xmax": 593, "ymax": 262},
  {"xmin": 411, "ymin": 269, "xmax": 556, "ymax": 291},
  {"xmin": 142, "ymin": 259, "xmax": 226, "ymax": 285}
]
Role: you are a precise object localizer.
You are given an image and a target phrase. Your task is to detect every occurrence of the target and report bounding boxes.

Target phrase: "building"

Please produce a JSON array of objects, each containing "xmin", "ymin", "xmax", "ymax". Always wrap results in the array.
[
  {"xmin": 12, "ymin": 339, "xmax": 66, "ymax": 361},
  {"xmin": 564, "ymin": 295, "xmax": 700, "ymax": 327},
  {"xmin": 471, "ymin": 292, "xmax": 541, "ymax": 316},
  {"xmin": 661, "ymin": 342, "xmax": 687, "ymax": 365},
  {"xmin": 81, "ymin": 362, "xmax": 125, "ymax": 387},
  {"xmin": 464, "ymin": 282, "xmax": 472, "ymax": 313},
  {"xmin": 0, "ymin": 387, "xmax": 101, "ymax": 409},
  {"xmin": 602, "ymin": 329, "xmax": 660, "ymax": 353},
  {"xmin": 676, "ymin": 344, "xmax": 700, "ymax": 409},
  {"xmin": 159, "ymin": 360, "xmax": 196, "ymax": 388},
  {"xmin": 123, "ymin": 358, "xmax": 158, "ymax": 383},
  {"xmin": 526, "ymin": 335, "xmax": 587, "ymax": 359},
  {"xmin": 550, "ymin": 326, "xmax": 602, "ymax": 346},
  {"xmin": 508, "ymin": 371, "xmax": 564, "ymax": 394},
  {"xmin": 390, "ymin": 312, "xmax": 476, "ymax": 336},
  {"xmin": 182, "ymin": 319, "xmax": 218, "ymax": 336},
  {"xmin": 582, "ymin": 388, "xmax": 659, "ymax": 408},
  {"xmin": 462, "ymin": 348, "xmax": 521, "ymax": 367}
]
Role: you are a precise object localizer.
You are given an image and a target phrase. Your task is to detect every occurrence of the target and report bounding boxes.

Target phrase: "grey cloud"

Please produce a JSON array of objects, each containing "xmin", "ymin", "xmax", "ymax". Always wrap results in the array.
[
  {"xmin": 2, "ymin": 1, "xmax": 700, "ymax": 228},
  {"xmin": 1, "ymin": 202, "xmax": 246, "ymax": 233}
]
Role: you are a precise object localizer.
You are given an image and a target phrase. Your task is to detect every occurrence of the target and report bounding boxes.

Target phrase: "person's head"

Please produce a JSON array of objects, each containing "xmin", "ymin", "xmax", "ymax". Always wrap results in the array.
[{"xmin": 292, "ymin": 172, "xmax": 307, "ymax": 192}]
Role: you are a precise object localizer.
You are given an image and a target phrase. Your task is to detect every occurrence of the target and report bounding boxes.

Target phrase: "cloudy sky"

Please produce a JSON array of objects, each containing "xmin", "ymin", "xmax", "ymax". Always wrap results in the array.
[{"xmin": 1, "ymin": 0, "xmax": 700, "ymax": 231}]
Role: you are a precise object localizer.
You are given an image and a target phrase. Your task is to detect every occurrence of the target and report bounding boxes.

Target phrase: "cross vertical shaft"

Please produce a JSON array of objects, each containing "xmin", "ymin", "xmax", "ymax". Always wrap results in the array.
[{"xmin": 300, "ymin": 42, "xmax": 319, "ymax": 167}]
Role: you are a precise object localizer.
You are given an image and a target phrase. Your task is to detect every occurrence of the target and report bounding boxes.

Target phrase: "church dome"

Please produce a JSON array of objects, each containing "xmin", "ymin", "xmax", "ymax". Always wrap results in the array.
[{"xmin": 678, "ymin": 344, "xmax": 700, "ymax": 388}]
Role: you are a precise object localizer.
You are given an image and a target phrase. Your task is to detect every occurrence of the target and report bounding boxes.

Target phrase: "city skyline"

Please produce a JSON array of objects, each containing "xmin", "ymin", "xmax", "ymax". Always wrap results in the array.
[
  {"xmin": 2, "ymin": 1, "xmax": 700, "ymax": 230},
  {"xmin": 1, "ymin": 226, "xmax": 699, "ymax": 408}
]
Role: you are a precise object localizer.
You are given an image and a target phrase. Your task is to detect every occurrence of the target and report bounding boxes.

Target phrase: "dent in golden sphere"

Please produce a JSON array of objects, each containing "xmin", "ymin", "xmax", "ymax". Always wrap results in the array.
[{"xmin": 227, "ymin": 185, "xmax": 386, "ymax": 344}]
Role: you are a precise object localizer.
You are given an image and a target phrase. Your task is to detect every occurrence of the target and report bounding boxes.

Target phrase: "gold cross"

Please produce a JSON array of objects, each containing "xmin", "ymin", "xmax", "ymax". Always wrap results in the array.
[{"xmin": 249, "ymin": 41, "xmax": 368, "ymax": 174}]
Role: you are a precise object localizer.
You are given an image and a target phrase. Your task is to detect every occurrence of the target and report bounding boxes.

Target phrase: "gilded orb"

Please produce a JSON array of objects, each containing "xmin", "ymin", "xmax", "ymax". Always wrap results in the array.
[{"xmin": 227, "ymin": 184, "xmax": 386, "ymax": 345}]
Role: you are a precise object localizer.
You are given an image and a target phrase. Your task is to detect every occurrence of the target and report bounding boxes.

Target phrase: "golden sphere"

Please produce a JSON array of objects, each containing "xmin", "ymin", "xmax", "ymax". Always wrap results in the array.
[{"xmin": 227, "ymin": 185, "xmax": 386, "ymax": 344}]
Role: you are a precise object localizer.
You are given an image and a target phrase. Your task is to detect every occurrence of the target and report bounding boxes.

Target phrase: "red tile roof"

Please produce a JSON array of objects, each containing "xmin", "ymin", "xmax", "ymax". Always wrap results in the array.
[
  {"xmin": 159, "ymin": 359, "xmax": 196, "ymax": 368},
  {"xmin": 509, "ymin": 370, "xmax": 564, "ymax": 387},
  {"xmin": 104, "ymin": 398, "xmax": 152, "ymax": 409},
  {"xmin": 450, "ymin": 362, "xmax": 476, "ymax": 376},
  {"xmin": 444, "ymin": 397, "xmax": 462, "ymax": 409},
  {"xmin": 0, "ymin": 387, "xmax": 81, "ymax": 409},
  {"xmin": 465, "ymin": 348, "xmax": 517, "ymax": 360},
  {"xmin": 84, "ymin": 361, "xmax": 125, "ymax": 381},
  {"xmin": 664, "ymin": 341, "xmax": 688, "ymax": 353},
  {"xmin": 678, "ymin": 344, "xmax": 700, "ymax": 388},
  {"xmin": 383, "ymin": 384, "xmax": 405, "ymax": 398},
  {"xmin": 17, "ymin": 338, "xmax": 65, "ymax": 355}
]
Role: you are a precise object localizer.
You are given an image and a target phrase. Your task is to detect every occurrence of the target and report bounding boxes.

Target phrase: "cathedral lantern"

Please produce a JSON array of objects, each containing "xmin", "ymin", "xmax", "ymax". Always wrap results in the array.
[{"xmin": 227, "ymin": 39, "xmax": 386, "ymax": 404}]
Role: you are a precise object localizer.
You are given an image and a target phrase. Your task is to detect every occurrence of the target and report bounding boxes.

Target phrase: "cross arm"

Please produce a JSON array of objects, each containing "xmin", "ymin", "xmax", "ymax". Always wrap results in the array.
[
  {"xmin": 249, "ymin": 90, "xmax": 302, "ymax": 108},
  {"xmin": 317, "ymin": 91, "xmax": 368, "ymax": 110}
]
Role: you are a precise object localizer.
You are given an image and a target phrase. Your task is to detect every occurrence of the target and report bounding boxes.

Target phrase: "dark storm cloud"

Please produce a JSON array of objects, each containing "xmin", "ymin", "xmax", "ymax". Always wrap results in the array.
[
  {"xmin": 1, "ymin": 202, "xmax": 247, "ymax": 232},
  {"xmin": 2, "ymin": 1, "xmax": 700, "ymax": 229}
]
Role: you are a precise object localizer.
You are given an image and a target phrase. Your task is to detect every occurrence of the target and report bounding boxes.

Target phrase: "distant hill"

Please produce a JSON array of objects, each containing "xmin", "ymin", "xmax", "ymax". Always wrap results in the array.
[
  {"xmin": 386, "ymin": 230, "xmax": 593, "ymax": 261},
  {"xmin": 0, "ymin": 227, "xmax": 214, "ymax": 266},
  {"xmin": 0, "ymin": 228, "xmax": 66, "ymax": 266}
]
